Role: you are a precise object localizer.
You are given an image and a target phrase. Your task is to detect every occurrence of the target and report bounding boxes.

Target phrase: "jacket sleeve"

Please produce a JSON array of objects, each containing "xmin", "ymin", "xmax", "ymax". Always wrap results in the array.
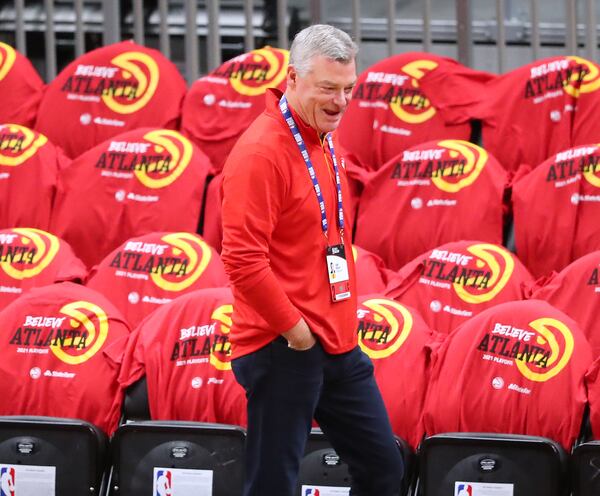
[{"xmin": 221, "ymin": 148, "xmax": 301, "ymax": 333}]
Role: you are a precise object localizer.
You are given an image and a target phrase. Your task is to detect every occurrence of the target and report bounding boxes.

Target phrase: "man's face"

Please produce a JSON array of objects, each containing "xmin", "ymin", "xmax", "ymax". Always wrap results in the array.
[{"xmin": 287, "ymin": 55, "xmax": 357, "ymax": 134}]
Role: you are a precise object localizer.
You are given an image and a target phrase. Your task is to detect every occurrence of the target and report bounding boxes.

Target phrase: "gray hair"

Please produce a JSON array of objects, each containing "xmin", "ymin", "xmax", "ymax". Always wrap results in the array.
[{"xmin": 289, "ymin": 24, "xmax": 358, "ymax": 76}]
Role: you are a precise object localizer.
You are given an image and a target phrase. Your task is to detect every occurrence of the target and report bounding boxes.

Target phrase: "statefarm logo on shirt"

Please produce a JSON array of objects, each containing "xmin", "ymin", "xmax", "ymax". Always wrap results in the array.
[
  {"xmin": 525, "ymin": 56, "xmax": 600, "ymax": 101},
  {"xmin": 9, "ymin": 300, "xmax": 109, "ymax": 365},
  {"xmin": 392, "ymin": 140, "xmax": 488, "ymax": 193},
  {"xmin": 477, "ymin": 317, "xmax": 575, "ymax": 382},
  {"xmin": 0, "ymin": 42, "xmax": 16, "ymax": 81},
  {"xmin": 61, "ymin": 51, "xmax": 159, "ymax": 114},
  {"xmin": 212, "ymin": 47, "xmax": 289, "ymax": 97},
  {"xmin": 0, "ymin": 124, "xmax": 48, "ymax": 167},
  {"xmin": 95, "ymin": 130, "xmax": 193, "ymax": 189},
  {"xmin": 354, "ymin": 58, "xmax": 438, "ymax": 124},
  {"xmin": 170, "ymin": 303, "xmax": 233, "ymax": 370},
  {"xmin": 109, "ymin": 233, "xmax": 213, "ymax": 292},
  {"xmin": 0, "ymin": 228, "xmax": 60, "ymax": 280},
  {"xmin": 419, "ymin": 244, "xmax": 515, "ymax": 308},
  {"xmin": 356, "ymin": 298, "xmax": 413, "ymax": 360}
]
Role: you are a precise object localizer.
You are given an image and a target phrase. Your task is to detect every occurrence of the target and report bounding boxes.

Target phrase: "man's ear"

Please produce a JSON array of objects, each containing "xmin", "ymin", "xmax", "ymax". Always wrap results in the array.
[{"xmin": 287, "ymin": 65, "xmax": 297, "ymax": 90}]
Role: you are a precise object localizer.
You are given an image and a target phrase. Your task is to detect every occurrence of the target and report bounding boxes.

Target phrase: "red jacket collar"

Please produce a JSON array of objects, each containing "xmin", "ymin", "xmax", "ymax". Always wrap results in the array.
[{"xmin": 265, "ymin": 88, "xmax": 322, "ymax": 145}]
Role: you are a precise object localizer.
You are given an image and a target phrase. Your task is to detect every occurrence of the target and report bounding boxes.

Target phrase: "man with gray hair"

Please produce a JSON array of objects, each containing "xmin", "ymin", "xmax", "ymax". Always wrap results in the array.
[{"xmin": 221, "ymin": 24, "xmax": 404, "ymax": 495}]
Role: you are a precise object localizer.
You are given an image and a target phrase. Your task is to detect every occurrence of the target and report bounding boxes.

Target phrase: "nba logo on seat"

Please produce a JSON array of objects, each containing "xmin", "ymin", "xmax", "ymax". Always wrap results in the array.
[
  {"xmin": 304, "ymin": 488, "xmax": 320, "ymax": 496},
  {"xmin": 155, "ymin": 469, "xmax": 172, "ymax": 496},
  {"xmin": 0, "ymin": 467, "xmax": 15, "ymax": 496},
  {"xmin": 456, "ymin": 483, "xmax": 473, "ymax": 496}
]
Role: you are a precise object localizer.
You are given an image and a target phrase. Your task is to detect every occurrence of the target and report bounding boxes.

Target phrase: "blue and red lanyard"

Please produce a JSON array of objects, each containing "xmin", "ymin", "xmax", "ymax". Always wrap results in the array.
[{"xmin": 279, "ymin": 95, "xmax": 345, "ymax": 238}]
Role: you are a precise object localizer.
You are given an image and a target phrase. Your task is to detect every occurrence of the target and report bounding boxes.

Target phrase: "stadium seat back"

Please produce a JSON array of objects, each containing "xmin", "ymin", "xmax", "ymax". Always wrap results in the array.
[
  {"xmin": 180, "ymin": 47, "xmax": 289, "ymax": 174},
  {"xmin": 299, "ymin": 429, "xmax": 413, "ymax": 496},
  {"xmin": 110, "ymin": 421, "xmax": 245, "ymax": 496},
  {"xmin": 0, "ymin": 228, "xmax": 87, "ymax": 311},
  {"xmin": 337, "ymin": 52, "xmax": 493, "ymax": 172},
  {"xmin": 86, "ymin": 231, "xmax": 227, "ymax": 328},
  {"xmin": 50, "ymin": 129, "xmax": 212, "ymax": 268},
  {"xmin": 513, "ymin": 145, "xmax": 600, "ymax": 278},
  {"xmin": 572, "ymin": 441, "xmax": 600, "ymax": 496},
  {"xmin": 35, "ymin": 40, "xmax": 187, "ymax": 159},
  {"xmin": 419, "ymin": 433, "xmax": 568, "ymax": 496},
  {"xmin": 0, "ymin": 416, "xmax": 108, "ymax": 496},
  {"xmin": 354, "ymin": 140, "xmax": 507, "ymax": 271},
  {"xmin": 0, "ymin": 43, "xmax": 44, "ymax": 127},
  {"xmin": 385, "ymin": 241, "xmax": 533, "ymax": 334}
]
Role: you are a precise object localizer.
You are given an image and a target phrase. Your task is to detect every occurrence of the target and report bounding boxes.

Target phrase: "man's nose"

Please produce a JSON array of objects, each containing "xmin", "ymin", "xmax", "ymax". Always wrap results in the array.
[{"xmin": 332, "ymin": 89, "xmax": 347, "ymax": 107}]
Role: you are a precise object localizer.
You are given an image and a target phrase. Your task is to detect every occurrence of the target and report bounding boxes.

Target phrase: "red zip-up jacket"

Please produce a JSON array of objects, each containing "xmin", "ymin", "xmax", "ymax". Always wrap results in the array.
[{"xmin": 221, "ymin": 89, "xmax": 358, "ymax": 359}]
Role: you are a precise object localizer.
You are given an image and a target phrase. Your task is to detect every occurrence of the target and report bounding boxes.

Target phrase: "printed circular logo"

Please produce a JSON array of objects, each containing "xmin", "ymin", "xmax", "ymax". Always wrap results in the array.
[
  {"xmin": 429, "ymin": 140, "xmax": 488, "ymax": 193},
  {"xmin": 452, "ymin": 243, "xmax": 515, "ymax": 304},
  {"xmin": 0, "ymin": 124, "xmax": 48, "ymax": 167},
  {"xmin": 203, "ymin": 94, "xmax": 216, "ymax": 106},
  {"xmin": 191, "ymin": 377, "xmax": 203, "ymax": 389},
  {"xmin": 0, "ymin": 42, "xmax": 16, "ymax": 82},
  {"xmin": 0, "ymin": 228, "xmax": 60, "ymax": 280},
  {"xmin": 148, "ymin": 233, "xmax": 213, "ymax": 292},
  {"xmin": 29, "ymin": 367, "xmax": 41, "ymax": 380},
  {"xmin": 564, "ymin": 56, "xmax": 600, "ymax": 97},
  {"xmin": 209, "ymin": 304, "xmax": 233, "ymax": 371},
  {"xmin": 430, "ymin": 300, "xmax": 442, "ymax": 313},
  {"xmin": 389, "ymin": 59, "xmax": 438, "ymax": 124},
  {"xmin": 80, "ymin": 113, "xmax": 92, "ymax": 125},
  {"xmin": 101, "ymin": 51, "xmax": 160, "ymax": 114},
  {"xmin": 228, "ymin": 47, "xmax": 289, "ymax": 97},
  {"xmin": 357, "ymin": 298, "xmax": 413, "ymax": 360},
  {"xmin": 127, "ymin": 292, "xmax": 140, "ymax": 304},
  {"xmin": 491, "ymin": 377, "xmax": 504, "ymax": 389},
  {"xmin": 514, "ymin": 318, "xmax": 575, "ymax": 382},
  {"xmin": 550, "ymin": 110, "xmax": 561, "ymax": 122},
  {"xmin": 411, "ymin": 197, "xmax": 423, "ymax": 209},
  {"xmin": 49, "ymin": 301, "xmax": 109, "ymax": 365},
  {"xmin": 132, "ymin": 130, "xmax": 193, "ymax": 189}
]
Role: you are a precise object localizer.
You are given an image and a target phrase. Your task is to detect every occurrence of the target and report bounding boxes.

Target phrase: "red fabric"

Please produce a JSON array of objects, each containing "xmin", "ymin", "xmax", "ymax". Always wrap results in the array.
[
  {"xmin": 35, "ymin": 40, "xmax": 186, "ymax": 159},
  {"xmin": 0, "ymin": 228, "xmax": 87, "ymax": 310},
  {"xmin": 385, "ymin": 240, "xmax": 533, "ymax": 334},
  {"xmin": 586, "ymin": 357, "xmax": 600, "ymax": 439},
  {"xmin": 474, "ymin": 56, "xmax": 588, "ymax": 173},
  {"xmin": 337, "ymin": 52, "xmax": 494, "ymax": 172},
  {"xmin": 0, "ymin": 282, "xmax": 130, "ymax": 434},
  {"xmin": 528, "ymin": 251, "xmax": 600, "ymax": 359},
  {"xmin": 202, "ymin": 173, "xmax": 224, "ymax": 253},
  {"xmin": 50, "ymin": 128, "xmax": 211, "ymax": 268},
  {"xmin": 221, "ymin": 89, "xmax": 357, "ymax": 358},
  {"xmin": 181, "ymin": 47, "xmax": 289, "ymax": 174},
  {"xmin": 0, "ymin": 43, "xmax": 44, "ymax": 127},
  {"xmin": 356, "ymin": 294, "xmax": 434, "ymax": 449},
  {"xmin": 512, "ymin": 143, "xmax": 600, "ymax": 278},
  {"xmin": 423, "ymin": 300, "xmax": 593, "ymax": 450},
  {"xmin": 119, "ymin": 287, "xmax": 246, "ymax": 426},
  {"xmin": 86, "ymin": 231, "xmax": 228, "ymax": 328},
  {"xmin": 569, "ymin": 57, "xmax": 600, "ymax": 146},
  {"xmin": 0, "ymin": 124, "xmax": 69, "ymax": 231},
  {"xmin": 353, "ymin": 245, "xmax": 390, "ymax": 295},
  {"xmin": 354, "ymin": 140, "xmax": 507, "ymax": 271}
]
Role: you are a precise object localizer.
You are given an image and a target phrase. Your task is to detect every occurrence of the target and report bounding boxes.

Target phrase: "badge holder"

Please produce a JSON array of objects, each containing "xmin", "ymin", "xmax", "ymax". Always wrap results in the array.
[{"xmin": 327, "ymin": 244, "xmax": 350, "ymax": 302}]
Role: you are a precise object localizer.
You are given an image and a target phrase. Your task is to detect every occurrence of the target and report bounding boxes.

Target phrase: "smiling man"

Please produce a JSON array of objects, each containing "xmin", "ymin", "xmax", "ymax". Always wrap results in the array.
[{"xmin": 221, "ymin": 24, "xmax": 404, "ymax": 496}]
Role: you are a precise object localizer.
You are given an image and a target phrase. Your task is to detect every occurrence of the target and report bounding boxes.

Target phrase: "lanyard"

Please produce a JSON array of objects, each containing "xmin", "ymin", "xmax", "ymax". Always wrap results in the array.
[{"xmin": 279, "ymin": 95, "xmax": 345, "ymax": 238}]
